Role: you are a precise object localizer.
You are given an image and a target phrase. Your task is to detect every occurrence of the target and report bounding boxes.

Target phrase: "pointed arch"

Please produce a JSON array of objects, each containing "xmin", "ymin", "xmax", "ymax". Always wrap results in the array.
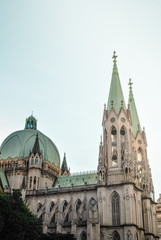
[
  {"xmin": 111, "ymin": 191, "xmax": 120, "ymax": 225},
  {"xmin": 112, "ymin": 231, "xmax": 120, "ymax": 240},
  {"xmin": 120, "ymin": 125, "xmax": 127, "ymax": 161},
  {"xmin": 37, "ymin": 202, "xmax": 42, "ymax": 213},
  {"xmin": 120, "ymin": 125, "xmax": 126, "ymax": 135},
  {"xmin": 127, "ymin": 230, "xmax": 132, "ymax": 240},
  {"xmin": 80, "ymin": 231, "xmax": 87, "ymax": 240},
  {"xmin": 75, "ymin": 199, "xmax": 81, "ymax": 212},
  {"xmin": 51, "ymin": 213, "xmax": 56, "ymax": 224},
  {"xmin": 49, "ymin": 205, "xmax": 58, "ymax": 225},
  {"xmin": 89, "ymin": 198, "xmax": 97, "ymax": 211},
  {"xmin": 63, "ymin": 200, "xmax": 68, "ymax": 212},
  {"xmin": 111, "ymin": 126, "xmax": 117, "ymax": 166},
  {"xmin": 49, "ymin": 201, "xmax": 55, "ymax": 212}
]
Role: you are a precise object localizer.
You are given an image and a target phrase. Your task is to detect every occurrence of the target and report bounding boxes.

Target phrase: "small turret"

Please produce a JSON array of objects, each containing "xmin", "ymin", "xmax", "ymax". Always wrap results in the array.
[
  {"xmin": 61, "ymin": 153, "xmax": 70, "ymax": 175},
  {"xmin": 32, "ymin": 134, "xmax": 41, "ymax": 156},
  {"xmin": 25, "ymin": 114, "xmax": 37, "ymax": 130}
]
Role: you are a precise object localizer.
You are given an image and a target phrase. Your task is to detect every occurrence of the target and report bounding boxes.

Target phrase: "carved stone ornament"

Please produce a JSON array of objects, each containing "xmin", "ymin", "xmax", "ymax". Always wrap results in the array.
[
  {"xmin": 138, "ymin": 140, "xmax": 142, "ymax": 145},
  {"xmin": 99, "ymin": 192, "xmax": 102, "ymax": 202},
  {"xmin": 121, "ymin": 117, "xmax": 126, "ymax": 123},
  {"xmin": 110, "ymin": 117, "xmax": 115, "ymax": 123}
]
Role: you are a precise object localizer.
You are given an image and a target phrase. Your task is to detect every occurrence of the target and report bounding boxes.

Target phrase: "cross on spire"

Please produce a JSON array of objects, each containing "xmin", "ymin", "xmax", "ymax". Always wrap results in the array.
[
  {"xmin": 128, "ymin": 78, "xmax": 133, "ymax": 91},
  {"xmin": 112, "ymin": 51, "xmax": 117, "ymax": 63}
]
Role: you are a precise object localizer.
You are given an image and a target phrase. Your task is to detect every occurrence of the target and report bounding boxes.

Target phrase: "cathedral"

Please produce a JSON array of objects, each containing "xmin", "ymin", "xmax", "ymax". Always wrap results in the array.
[{"xmin": 0, "ymin": 52, "xmax": 159, "ymax": 240}]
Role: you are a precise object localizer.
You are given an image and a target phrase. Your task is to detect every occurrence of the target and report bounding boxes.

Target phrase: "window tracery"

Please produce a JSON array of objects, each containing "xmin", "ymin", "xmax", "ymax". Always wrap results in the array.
[
  {"xmin": 76, "ymin": 199, "xmax": 81, "ymax": 212},
  {"xmin": 120, "ymin": 126, "xmax": 126, "ymax": 161},
  {"xmin": 80, "ymin": 231, "xmax": 87, "ymax": 240},
  {"xmin": 112, "ymin": 192, "xmax": 120, "ymax": 225},
  {"xmin": 50, "ymin": 202, "xmax": 55, "ymax": 212},
  {"xmin": 112, "ymin": 231, "xmax": 120, "ymax": 240},
  {"xmin": 111, "ymin": 126, "xmax": 117, "ymax": 166},
  {"xmin": 63, "ymin": 200, "xmax": 68, "ymax": 212}
]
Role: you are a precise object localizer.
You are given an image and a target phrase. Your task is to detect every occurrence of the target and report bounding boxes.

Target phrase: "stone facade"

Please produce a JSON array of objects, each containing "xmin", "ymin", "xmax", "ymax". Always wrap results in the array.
[
  {"xmin": 156, "ymin": 195, "xmax": 161, "ymax": 239},
  {"xmin": 0, "ymin": 52, "xmax": 159, "ymax": 240}
]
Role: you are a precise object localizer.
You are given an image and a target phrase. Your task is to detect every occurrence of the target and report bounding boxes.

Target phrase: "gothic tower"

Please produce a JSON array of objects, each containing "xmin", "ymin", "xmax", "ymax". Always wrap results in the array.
[{"xmin": 97, "ymin": 52, "xmax": 158, "ymax": 239}]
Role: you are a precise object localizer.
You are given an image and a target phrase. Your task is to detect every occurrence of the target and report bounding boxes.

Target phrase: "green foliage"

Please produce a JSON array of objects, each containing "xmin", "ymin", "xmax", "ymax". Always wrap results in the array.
[
  {"xmin": 0, "ymin": 190, "xmax": 76, "ymax": 240},
  {"xmin": 39, "ymin": 233, "xmax": 76, "ymax": 240},
  {"xmin": 0, "ymin": 190, "xmax": 42, "ymax": 240}
]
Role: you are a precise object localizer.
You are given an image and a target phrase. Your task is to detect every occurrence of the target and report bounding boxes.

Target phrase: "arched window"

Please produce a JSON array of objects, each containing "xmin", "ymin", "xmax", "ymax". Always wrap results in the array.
[
  {"xmin": 35, "ymin": 157, "xmax": 38, "ymax": 165},
  {"xmin": 120, "ymin": 126, "xmax": 126, "ymax": 161},
  {"xmin": 137, "ymin": 148, "xmax": 143, "ymax": 163},
  {"xmin": 76, "ymin": 199, "xmax": 81, "ymax": 212},
  {"xmin": 89, "ymin": 198, "xmax": 96, "ymax": 211},
  {"xmin": 63, "ymin": 200, "xmax": 68, "ymax": 212},
  {"xmin": 137, "ymin": 148, "xmax": 143, "ymax": 181},
  {"xmin": 27, "ymin": 122, "xmax": 30, "ymax": 129},
  {"xmin": 112, "ymin": 192, "xmax": 120, "ymax": 225},
  {"xmin": 51, "ymin": 214, "xmax": 55, "ymax": 224},
  {"xmin": 31, "ymin": 158, "xmax": 34, "ymax": 165},
  {"xmin": 112, "ymin": 231, "xmax": 120, "ymax": 240},
  {"xmin": 29, "ymin": 176, "xmax": 32, "ymax": 188},
  {"xmin": 80, "ymin": 231, "xmax": 87, "ymax": 240},
  {"xmin": 33, "ymin": 176, "xmax": 36, "ymax": 189},
  {"xmin": 37, "ymin": 202, "xmax": 42, "ymax": 213},
  {"xmin": 50, "ymin": 202, "xmax": 55, "ymax": 212},
  {"xmin": 111, "ymin": 126, "xmax": 117, "ymax": 166},
  {"xmin": 37, "ymin": 177, "xmax": 39, "ymax": 189},
  {"xmin": 127, "ymin": 230, "xmax": 132, "ymax": 240}
]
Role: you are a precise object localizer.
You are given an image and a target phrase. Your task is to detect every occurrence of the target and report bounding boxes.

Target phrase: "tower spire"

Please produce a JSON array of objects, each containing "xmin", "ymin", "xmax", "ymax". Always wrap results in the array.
[
  {"xmin": 61, "ymin": 153, "xmax": 69, "ymax": 175},
  {"xmin": 128, "ymin": 79, "xmax": 141, "ymax": 137},
  {"xmin": 32, "ymin": 134, "xmax": 41, "ymax": 155},
  {"xmin": 107, "ymin": 51, "xmax": 126, "ymax": 115}
]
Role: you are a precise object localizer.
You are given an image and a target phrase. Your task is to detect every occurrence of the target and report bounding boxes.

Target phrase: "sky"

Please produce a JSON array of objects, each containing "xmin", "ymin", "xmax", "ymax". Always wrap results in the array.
[{"xmin": 0, "ymin": 0, "xmax": 161, "ymax": 199}]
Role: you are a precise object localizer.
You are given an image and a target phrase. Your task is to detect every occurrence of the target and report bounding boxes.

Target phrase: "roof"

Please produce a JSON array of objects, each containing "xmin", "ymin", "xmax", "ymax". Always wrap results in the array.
[
  {"xmin": 107, "ymin": 51, "xmax": 126, "ymax": 115},
  {"xmin": 0, "ymin": 169, "xmax": 8, "ymax": 189},
  {"xmin": 0, "ymin": 120, "xmax": 60, "ymax": 167},
  {"xmin": 53, "ymin": 171, "xmax": 97, "ymax": 188}
]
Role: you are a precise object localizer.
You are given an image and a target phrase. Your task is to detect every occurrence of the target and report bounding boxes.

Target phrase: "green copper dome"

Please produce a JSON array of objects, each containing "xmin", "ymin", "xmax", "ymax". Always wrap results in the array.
[{"xmin": 0, "ymin": 115, "xmax": 60, "ymax": 167}]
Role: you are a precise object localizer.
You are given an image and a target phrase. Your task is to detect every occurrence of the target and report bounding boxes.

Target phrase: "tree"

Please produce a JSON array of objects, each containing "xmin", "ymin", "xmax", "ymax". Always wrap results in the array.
[
  {"xmin": 0, "ymin": 190, "xmax": 76, "ymax": 240},
  {"xmin": 39, "ymin": 233, "xmax": 76, "ymax": 240},
  {"xmin": 0, "ymin": 190, "xmax": 42, "ymax": 240}
]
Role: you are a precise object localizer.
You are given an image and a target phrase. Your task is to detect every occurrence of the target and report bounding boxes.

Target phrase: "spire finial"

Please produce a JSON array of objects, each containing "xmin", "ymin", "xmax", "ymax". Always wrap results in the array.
[
  {"xmin": 128, "ymin": 78, "xmax": 133, "ymax": 91},
  {"xmin": 31, "ymin": 111, "xmax": 33, "ymax": 116},
  {"xmin": 112, "ymin": 51, "xmax": 117, "ymax": 64},
  {"xmin": 104, "ymin": 104, "xmax": 106, "ymax": 110},
  {"xmin": 100, "ymin": 135, "xmax": 102, "ymax": 144}
]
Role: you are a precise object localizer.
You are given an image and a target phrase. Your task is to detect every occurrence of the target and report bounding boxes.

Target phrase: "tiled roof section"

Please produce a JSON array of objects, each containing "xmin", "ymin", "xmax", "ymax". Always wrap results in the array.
[
  {"xmin": 54, "ymin": 171, "xmax": 97, "ymax": 188},
  {"xmin": 0, "ymin": 169, "xmax": 8, "ymax": 189}
]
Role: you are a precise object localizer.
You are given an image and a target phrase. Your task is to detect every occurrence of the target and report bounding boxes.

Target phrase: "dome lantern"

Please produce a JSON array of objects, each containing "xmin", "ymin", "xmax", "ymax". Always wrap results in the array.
[{"xmin": 25, "ymin": 114, "xmax": 37, "ymax": 130}]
